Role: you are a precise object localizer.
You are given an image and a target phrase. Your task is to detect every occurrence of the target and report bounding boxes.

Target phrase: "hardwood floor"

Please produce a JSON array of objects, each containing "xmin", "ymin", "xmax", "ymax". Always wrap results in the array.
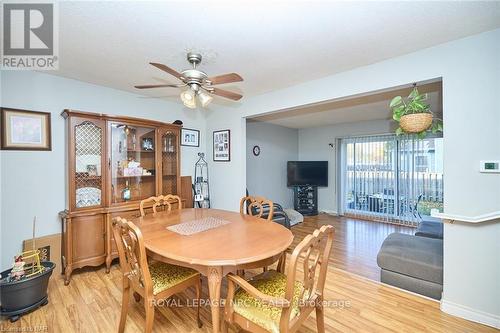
[
  {"xmin": 292, "ymin": 214, "xmax": 415, "ymax": 281},
  {"xmin": 1, "ymin": 214, "xmax": 496, "ymax": 332}
]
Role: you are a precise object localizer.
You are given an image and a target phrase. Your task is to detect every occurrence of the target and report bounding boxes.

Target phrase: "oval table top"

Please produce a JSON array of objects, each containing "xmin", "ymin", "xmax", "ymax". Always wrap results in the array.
[{"xmin": 134, "ymin": 208, "xmax": 294, "ymax": 267}]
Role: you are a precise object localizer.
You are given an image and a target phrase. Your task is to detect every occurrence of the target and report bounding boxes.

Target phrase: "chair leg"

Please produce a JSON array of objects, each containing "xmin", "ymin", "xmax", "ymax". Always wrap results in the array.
[
  {"xmin": 196, "ymin": 278, "xmax": 203, "ymax": 328},
  {"xmin": 144, "ymin": 299, "xmax": 155, "ymax": 333},
  {"xmin": 277, "ymin": 253, "xmax": 286, "ymax": 273},
  {"xmin": 315, "ymin": 301, "xmax": 325, "ymax": 333},
  {"xmin": 221, "ymin": 318, "xmax": 229, "ymax": 333},
  {"xmin": 118, "ymin": 286, "xmax": 130, "ymax": 333}
]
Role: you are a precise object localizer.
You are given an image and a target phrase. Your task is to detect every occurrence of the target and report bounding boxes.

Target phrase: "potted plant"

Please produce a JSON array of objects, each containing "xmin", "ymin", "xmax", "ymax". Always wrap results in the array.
[{"xmin": 390, "ymin": 85, "xmax": 442, "ymax": 138}]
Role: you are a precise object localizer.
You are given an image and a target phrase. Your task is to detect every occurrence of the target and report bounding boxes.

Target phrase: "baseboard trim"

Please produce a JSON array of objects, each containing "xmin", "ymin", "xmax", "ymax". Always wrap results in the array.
[
  {"xmin": 320, "ymin": 210, "xmax": 338, "ymax": 216},
  {"xmin": 441, "ymin": 299, "xmax": 500, "ymax": 329}
]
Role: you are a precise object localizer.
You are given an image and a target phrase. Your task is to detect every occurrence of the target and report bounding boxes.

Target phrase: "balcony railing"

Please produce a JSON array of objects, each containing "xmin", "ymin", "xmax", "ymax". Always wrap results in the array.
[{"xmin": 345, "ymin": 170, "xmax": 443, "ymax": 219}]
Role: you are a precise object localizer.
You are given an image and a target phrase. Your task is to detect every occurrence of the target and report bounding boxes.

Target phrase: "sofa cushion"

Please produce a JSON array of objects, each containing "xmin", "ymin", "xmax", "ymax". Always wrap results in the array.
[
  {"xmin": 415, "ymin": 220, "xmax": 443, "ymax": 239},
  {"xmin": 377, "ymin": 233, "xmax": 443, "ymax": 284}
]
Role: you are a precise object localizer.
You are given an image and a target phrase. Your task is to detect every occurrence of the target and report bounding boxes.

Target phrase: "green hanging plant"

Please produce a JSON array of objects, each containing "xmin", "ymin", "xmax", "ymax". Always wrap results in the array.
[{"xmin": 390, "ymin": 85, "xmax": 443, "ymax": 139}]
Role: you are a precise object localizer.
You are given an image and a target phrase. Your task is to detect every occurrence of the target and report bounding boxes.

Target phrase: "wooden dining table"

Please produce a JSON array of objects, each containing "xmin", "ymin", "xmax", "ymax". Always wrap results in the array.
[{"xmin": 132, "ymin": 208, "xmax": 294, "ymax": 333}]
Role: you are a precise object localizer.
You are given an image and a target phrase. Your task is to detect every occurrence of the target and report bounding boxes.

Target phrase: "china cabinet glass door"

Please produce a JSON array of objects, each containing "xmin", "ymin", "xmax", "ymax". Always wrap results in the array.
[
  {"xmin": 161, "ymin": 130, "xmax": 178, "ymax": 195},
  {"xmin": 74, "ymin": 120, "xmax": 104, "ymax": 209},
  {"xmin": 110, "ymin": 122, "xmax": 156, "ymax": 204}
]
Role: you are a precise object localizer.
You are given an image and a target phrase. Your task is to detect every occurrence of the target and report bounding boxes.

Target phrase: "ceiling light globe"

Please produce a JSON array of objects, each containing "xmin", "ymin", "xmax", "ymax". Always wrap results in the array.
[
  {"xmin": 180, "ymin": 90, "xmax": 196, "ymax": 109},
  {"xmin": 198, "ymin": 91, "xmax": 213, "ymax": 108},
  {"xmin": 181, "ymin": 90, "xmax": 193, "ymax": 101}
]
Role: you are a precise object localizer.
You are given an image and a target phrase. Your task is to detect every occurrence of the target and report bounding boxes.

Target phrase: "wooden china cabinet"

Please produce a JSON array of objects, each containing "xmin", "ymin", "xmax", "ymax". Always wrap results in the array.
[{"xmin": 59, "ymin": 110, "xmax": 181, "ymax": 285}]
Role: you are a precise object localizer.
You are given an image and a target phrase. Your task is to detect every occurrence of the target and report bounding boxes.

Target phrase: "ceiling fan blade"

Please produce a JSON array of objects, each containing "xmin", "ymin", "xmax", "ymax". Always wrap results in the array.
[
  {"xmin": 134, "ymin": 84, "xmax": 181, "ymax": 89},
  {"xmin": 211, "ymin": 88, "xmax": 243, "ymax": 101},
  {"xmin": 149, "ymin": 62, "xmax": 184, "ymax": 80},
  {"xmin": 207, "ymin": 73, "xmax": 243, "ymax": 85}
]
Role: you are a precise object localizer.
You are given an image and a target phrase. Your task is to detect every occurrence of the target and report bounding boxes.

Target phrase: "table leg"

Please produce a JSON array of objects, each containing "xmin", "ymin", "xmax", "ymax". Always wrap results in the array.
[{"xmin": 207, "ymin": 266, "xmax": 222, "ymax": 333}]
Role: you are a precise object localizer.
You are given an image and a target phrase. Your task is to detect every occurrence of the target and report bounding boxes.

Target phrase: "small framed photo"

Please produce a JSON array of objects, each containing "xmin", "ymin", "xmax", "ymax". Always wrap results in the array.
[
  {"xmin": 181, "ymin": 128, "xmax": 200, "ymax": 147},
  {"xmin": 142, "ymin": 137, "xmax": 154, "ymax": 151},
  {"xmin": 1, "ymin": 107, "xmax": 51, "ymax": 150},
  {"xmin": 213, "ymin": 129, "xmax": 230, "ymax": 162},
  {"xmin": 87, "ymin": 164, "xmax": 98, "ymax": 176}
]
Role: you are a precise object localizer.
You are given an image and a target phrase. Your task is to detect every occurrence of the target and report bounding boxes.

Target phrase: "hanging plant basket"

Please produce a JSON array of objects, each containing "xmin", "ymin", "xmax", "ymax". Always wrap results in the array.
[
  {"xmin": 400, "ymin": 113, "xmax": 433, "ymax": 133},
  {"xmin": 390, "ymin": 84, "xmax": 442, "ymax": 138}
]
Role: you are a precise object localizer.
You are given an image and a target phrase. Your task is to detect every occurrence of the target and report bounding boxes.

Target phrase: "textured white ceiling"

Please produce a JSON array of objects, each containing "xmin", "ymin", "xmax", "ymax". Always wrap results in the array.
[{"xmin": 54, "ymin": 1, "xmax": 500, "ymax": 104}]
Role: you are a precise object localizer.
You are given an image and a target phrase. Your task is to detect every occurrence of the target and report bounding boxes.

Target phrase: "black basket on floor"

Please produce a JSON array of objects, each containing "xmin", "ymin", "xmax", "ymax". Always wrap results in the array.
[{"xmin": 0, "ymin": 261, "xmax": 55, "ymax": 322}]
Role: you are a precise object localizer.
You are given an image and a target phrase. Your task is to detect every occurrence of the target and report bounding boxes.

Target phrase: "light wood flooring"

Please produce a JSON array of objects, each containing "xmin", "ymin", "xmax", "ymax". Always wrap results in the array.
[
  {"xmin": 291, "ymin": 214, "xmax": 415, "ymax": 281},
  {"xmin": 1, "ymin": 214, "xmax": 496, "ymax": 332}
]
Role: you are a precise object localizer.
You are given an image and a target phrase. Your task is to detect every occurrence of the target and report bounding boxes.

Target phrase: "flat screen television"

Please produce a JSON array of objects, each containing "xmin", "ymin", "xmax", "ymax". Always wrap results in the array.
[{"xmin": 287, "ymin": 161, "xmax": 328, "ymax": 187}]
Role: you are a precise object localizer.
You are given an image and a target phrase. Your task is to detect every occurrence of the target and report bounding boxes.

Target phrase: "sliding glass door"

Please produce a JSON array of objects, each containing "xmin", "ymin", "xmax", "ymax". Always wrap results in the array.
[
  {"xmin": 341, "ymin": 134, "xmax": 443, "ymax": 226},
  {"xmin": 398, "ymin": 135, "xmax": 444, "ymax": 223}
]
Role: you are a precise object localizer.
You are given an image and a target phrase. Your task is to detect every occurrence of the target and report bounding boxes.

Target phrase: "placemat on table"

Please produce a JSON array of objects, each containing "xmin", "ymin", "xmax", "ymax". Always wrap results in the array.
[{"xmin": 167, "ymin": 216, "xmax": 231, "ymax": 236}]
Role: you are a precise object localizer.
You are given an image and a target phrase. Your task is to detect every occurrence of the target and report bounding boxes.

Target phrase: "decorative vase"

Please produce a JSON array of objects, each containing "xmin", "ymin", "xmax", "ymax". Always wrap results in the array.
[{"xmin": 400, "ymin": 113, "xmax": 433, "ymax": 133}]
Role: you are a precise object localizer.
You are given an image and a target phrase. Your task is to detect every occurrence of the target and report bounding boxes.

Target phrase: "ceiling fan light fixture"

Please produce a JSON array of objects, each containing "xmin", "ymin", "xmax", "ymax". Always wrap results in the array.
[
  {"xmin": 180, "ymin": 89, "xmax": 196, "ymax": 109},
  {"xmin": 198, "ymin": 91, "xmax": 213, "ymax": 107},
  {"xmin": 136, "ymin": 53, "xmax": 243, "ymax": 105}
]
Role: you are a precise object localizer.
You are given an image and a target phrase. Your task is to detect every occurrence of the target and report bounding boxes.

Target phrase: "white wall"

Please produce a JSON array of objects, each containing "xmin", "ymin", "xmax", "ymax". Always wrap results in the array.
[
  {"xmin": 204, "ymin": 107, "xmax": 246, "ymax": 211},
  {"xmin": 0, "ymin": 71, "xmax": 206, "ymax": 270},
  {"xmin": 205, "ymin": 29, "xmax": 500, "ymax": 327},
  {"xmin": 246, "ymin": 121, "xmax": 298, "ymax": 207},
  {"xmin": 298, "ymin": 120, "xmax": 393, "ymax": 213}
]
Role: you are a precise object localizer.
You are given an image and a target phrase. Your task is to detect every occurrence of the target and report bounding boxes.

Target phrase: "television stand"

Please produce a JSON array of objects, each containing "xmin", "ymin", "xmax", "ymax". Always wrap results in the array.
[{"xmin": 293, "ymin": 185, "xmax": 318, "ymax": 216}]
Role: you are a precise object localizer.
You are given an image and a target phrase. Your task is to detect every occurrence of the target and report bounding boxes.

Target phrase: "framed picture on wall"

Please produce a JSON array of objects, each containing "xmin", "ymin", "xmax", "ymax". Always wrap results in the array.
[
  {"xmin": 1, "ymin": 107, "xmax": 52, "ymax": 150},
  {"xmin": 213, "ymin": 129, "xmax": 230, "ymax": 162},
  {"xmin": 181, "ymin": 128, "xmax": 200, "ymax": 147}
]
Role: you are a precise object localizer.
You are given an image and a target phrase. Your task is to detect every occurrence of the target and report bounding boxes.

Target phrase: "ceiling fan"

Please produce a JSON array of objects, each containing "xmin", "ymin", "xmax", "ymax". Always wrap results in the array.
[{"xmin": 134, "ymin": 52, "xmax": 243, "ymax": 109}]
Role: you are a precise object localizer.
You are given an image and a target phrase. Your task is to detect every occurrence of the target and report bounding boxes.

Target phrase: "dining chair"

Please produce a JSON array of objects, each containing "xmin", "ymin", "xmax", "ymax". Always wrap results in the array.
[
  {"xmin": 355, "ymin": 193, "xmax": 368, "ymax": 211},
  {"xmin": 245, "ymin": 189, "xmax": 291, "ymax": 229},
  {"xmin": 239, "ymin": 195, "xmax": 274, "ymax": 221},
  {"xmin": 112, "ymin": 216, "xmax": 202, "ymax": 333},
  {"xmin": 139, "ymin": 194, "xmax": 182, "ymax": 217},
  {"xmin": 223, "ymin": 225, "xmax": 334, "ymax": 333},
  {"xmin": 239, "ymin": 195, "xmax": 282, "ymax": 274}
]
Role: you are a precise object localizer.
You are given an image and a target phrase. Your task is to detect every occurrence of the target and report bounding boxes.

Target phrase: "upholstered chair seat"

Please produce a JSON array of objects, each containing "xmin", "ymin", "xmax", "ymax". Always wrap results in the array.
[
  {"xmin": 233, "ymin": 270, "xmax": 304, "ymax": 333},
  {"xmin": 148, "ymin": 262, "xmax": 200, "ymax": 296}
]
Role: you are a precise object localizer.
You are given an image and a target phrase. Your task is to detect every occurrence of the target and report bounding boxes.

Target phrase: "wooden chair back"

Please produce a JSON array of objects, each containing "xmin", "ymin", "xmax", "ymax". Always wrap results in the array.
[
  {"xmin": 223, "ymin": 225, "xmax": 334, "ymax": 333},
  {"xmin": 239, "ymin": 195, "xmax": 274, "ymax": 221},
  {"xmin": 280, "ymin": 225, "xmax": 334, "ymax": 332},
  {"xmin": 112, "ymin": 215, "xmax": 203, "ymax": 333},
  {"xmin": 139, "ymin": 194, "xmax": 182, "ymax": 217},
  {"xmin": 112, "ymin": 216, "xmax": 153, "ymax": 297},
  {"xmin": 289, "ymin": 225, "xmax": 334, "ymax": 302}
]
